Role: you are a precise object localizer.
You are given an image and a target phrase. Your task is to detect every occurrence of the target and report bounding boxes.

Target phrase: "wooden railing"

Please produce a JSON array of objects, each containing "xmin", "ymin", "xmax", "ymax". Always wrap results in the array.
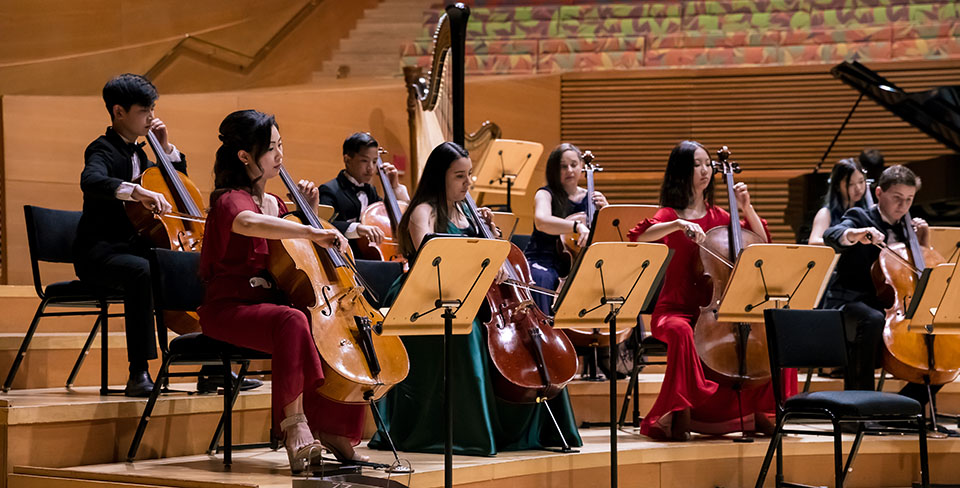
[{"xmin": 145, "ymin": 0, "xmax": 322, "ymax": 80}]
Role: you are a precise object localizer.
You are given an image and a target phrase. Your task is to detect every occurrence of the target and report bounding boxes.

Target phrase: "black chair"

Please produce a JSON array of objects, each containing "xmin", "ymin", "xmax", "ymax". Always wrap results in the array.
[
  {"xmin": 3, "ymin": 206, "xmax": 123, "ymax": 394},
  {"xmin": 755, "ymin": 309, "xmax": 929, "ymax": 488},
  {"xmin": 354, "ymin": 259, "xmax": 405, "ymax": 309},
  {"xmin": 618, "ymin": 316, "xmax": 667, "ymax": 427},
  {"xmin": 127, "ymin": 249, "xmax": 270, "ymax": 465},
  {"xmin": 509, "ymin": 233, "xmax": 531, "ymax": 251}
]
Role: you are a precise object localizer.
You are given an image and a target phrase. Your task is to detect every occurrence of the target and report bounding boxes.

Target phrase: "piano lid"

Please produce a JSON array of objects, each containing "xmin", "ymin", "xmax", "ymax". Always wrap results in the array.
[{"xmin": 831, "ymin": 61, "xmax": 960, "ymax": 154}]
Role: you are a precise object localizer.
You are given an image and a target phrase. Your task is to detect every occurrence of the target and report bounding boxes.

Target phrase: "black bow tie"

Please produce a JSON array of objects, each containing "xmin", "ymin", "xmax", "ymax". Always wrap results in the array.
[
  {"xmin": 343, "ymin": 179, "xmax": 369, "ymax": 194},
  {"xmin": 127, "ymin": 141, "xmax": 146, "ymax": 153}
]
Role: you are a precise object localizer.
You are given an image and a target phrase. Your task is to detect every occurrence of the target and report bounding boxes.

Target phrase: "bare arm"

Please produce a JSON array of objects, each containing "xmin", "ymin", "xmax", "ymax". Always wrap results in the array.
[
  {"xmin": 631, "ymin": 220, "xmax": 707, "ymax": 243},
  {"xmin": 807, "ymin": 207, "xmax": 831, "ymax": 246},
  {"xmin": 407, "ymin": 203, "xmax": 437, "ymax": 253},
  {"xmin": 232, "ymin": 210, "xmax": 345, "ymax": 250},
  {"xmin": 532, "ymin": 189, "xmax": 587, "ymax": 236}
]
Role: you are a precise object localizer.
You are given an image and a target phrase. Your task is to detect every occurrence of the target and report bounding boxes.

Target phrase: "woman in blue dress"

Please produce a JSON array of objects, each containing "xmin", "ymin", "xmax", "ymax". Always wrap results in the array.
[
  {"xmin": 368, "ymin": 142, "xmax": 582, "ymax": 456},
  {"xmin": 523, "ymin": 143, "xmax": 608, "ymax": 314}
]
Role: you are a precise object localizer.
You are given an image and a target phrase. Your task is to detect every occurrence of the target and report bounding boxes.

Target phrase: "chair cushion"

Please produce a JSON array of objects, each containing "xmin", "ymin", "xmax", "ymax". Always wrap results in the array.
[
  {"xmin": 785, "ymin": 390, "xmax": 922, "ymax": 417},
  {"xmin": 45, "ymin": 280, "xmax": 122, "ymax": 303},
  {"xmin": 169, "ymin": 332, "xmax": 270, "ymax": 359}
]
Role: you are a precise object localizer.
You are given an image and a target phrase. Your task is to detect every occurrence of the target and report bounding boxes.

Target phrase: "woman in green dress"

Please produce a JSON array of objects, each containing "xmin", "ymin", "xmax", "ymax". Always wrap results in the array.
[{"xmin": 368, "ymin": 142, "xmax": 583, "ymax": 456}]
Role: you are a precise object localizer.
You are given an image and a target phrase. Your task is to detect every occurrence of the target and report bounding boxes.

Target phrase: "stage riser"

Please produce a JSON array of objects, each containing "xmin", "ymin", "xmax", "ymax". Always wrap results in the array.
[
  {"xmin": 10, "ymin": 449, "xmax": 959, "ymax": 488},
  {"xmin": 568, "ymin": 377, "xmax": 960, "ymax": 426},
  {"xmin": 0, "ymin": 295, "xmax": 111, "ymax": 334},
  {"xmin": 1, "ymin": 410, "xmax": 269, "ymax": 488},
  {"xmin": 0, "ymin": 336, "xmax": 158, "ymax": 390}
]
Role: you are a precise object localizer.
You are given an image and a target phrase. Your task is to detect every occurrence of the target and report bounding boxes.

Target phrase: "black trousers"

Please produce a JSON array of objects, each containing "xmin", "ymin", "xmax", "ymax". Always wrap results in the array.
[
  {"xmin": 75, "ymin": 243, "xmax": 158, "ymax": 368},
  {"xmin": 829, "ymin": 299, "xmax": 946, "ymax": 406},
  {"xmin": 833, "ymin": 300, "xmax": 886, "ymax": 391}
]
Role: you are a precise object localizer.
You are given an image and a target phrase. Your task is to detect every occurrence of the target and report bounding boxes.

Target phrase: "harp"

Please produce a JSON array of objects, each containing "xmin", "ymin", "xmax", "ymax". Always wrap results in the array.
[{"xmin": 403, "ymin": 3, "xmax": 501, "ymax": 189}]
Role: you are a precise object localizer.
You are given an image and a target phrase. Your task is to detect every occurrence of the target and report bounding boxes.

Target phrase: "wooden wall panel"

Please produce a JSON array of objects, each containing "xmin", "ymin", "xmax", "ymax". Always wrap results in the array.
[
  {"xmin": 561, "ymin": 60, "xmax": 960, "ymax": 243},
  {"xmin": 0, "ymin": 74, "xmax": 554, "ymax": 284},
  {"xmin": 0, "ymin": 0, "xmax": 377, "ymax": 96},
  {"xmin": 0, "ymin": 80, "xmax": 409, "ymax": 285},
  {"xmin": 466, "ymin": 74, "xmax": 562, "ymax": 234}
]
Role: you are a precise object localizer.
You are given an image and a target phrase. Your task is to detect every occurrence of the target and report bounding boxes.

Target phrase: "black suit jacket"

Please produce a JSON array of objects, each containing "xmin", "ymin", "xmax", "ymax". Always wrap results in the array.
[
  {"xmin": 822, "ymin": 205, "xmax": 907, "ymax": 309},
  {"xmin": 74, "ymin": 127, "xmax": 187, "ymax": 261},
  {"xmin": 317, "ymin": 170, "xmax": 381, "ymax": 235}
]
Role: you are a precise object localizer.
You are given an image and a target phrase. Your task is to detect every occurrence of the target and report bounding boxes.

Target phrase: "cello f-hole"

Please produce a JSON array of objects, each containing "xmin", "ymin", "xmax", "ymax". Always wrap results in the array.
[{"xmin": 320, "ymin": 285, "xmax": 334, "ymax": 316}]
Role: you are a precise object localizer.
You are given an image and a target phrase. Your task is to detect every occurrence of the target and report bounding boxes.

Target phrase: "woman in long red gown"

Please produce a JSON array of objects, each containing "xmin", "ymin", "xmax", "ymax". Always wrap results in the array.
[
  {"xmin": 198, "ymin": 110, "xmax": 366, "ymax": 472},
  {"xmin": 628, "ymin": 140, "xmax": 797, "ymax": 441}
]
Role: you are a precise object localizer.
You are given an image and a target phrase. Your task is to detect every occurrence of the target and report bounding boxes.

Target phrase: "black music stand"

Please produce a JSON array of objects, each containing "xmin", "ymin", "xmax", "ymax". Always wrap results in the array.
[
  {"xmin": 380, "ymin": 236, "xmax": 510, "ymax": 488},
  {"xmin": 552, "ymin": 242, "xmax": 670, "ymax": 488}
]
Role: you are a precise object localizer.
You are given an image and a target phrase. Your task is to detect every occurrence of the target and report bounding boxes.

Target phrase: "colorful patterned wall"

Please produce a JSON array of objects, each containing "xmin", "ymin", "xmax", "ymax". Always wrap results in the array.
[{"xmin": 401, "ymin": 0, "xmax": 960, "ymax": 74}]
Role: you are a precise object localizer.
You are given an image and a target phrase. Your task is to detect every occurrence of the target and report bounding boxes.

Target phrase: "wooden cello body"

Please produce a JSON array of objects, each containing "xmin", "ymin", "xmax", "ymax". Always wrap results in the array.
[
  {"xmin": 873, "ymin": 214, "xmax": 960, "ymax": 386},
  {"xmin": 693, "ymin": 147, "xmax": 771, "ymax": 389},
  {"xmin": 124, "ymin": 131, "xmax": 205, "ymax": 335},
  {"xmin": 465, "ymin": 195, "xmax": 579, "ymax": 403},
  {"xmin": 268, "ymin": 167, "xmax": 409, "ymax": 403},
  {"xmin": 125, "ymin": 131, "xmax": 205, "ymax": 253},
  {"xmin": 356, "ymin": 150, "xmax": 408, "ymax": 264}
]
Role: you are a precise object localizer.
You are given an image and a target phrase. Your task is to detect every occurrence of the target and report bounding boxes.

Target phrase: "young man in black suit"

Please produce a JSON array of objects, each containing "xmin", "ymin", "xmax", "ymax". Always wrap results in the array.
[
  {"xmin": 75, "ymin": 74, "xmax": 262, "ymax": 396},
  {"xmin": 822, "ymin": 165, "xmax": 938, "ymax": 406},
  {"xmin": 318, "ymin": 132, "xmax": 409, "ymax": 254},
  {"xmin": 74, "ymin": 74, "xmax": 181, "ymax": 396}
]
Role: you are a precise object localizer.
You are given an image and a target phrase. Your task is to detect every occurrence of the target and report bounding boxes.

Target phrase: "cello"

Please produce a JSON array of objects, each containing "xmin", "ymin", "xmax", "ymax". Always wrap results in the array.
[
  {"xmin": 557, "ymin": 151, "xmax": 632, "ymax": 350},
  {"xmin": 463, "ymin": 194, "xmax": 579, "ymax": 404},
  {"xmin": 125, "ymin": 130, "xmax": 205, "ymax": 253},
  {"xmin": 873, "ymin": 212, "xmax": 960, "ymax": 387},
  {"xmin": 693, "ymin": 147, "xmax": 771, "ymax": 389},
  {"xmin": 356, "ymin": 149, "xmax": 408, "ymax": 264},
  {"xmin": 125, "ymin": 130, "xmax": 205, "ymax": 335},
  {"xmin": 268, "ymin": 165, "xmax": 410, "ymax": 403}
]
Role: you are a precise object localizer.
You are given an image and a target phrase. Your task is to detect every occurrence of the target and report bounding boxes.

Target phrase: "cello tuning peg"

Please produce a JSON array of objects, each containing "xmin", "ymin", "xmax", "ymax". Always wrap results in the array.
[
  {"xmin": 378, "ymin": 146, "xmax": 389, "ymax": 155},
  {"xmin": 731, "ymin": 162, "xmax": 742, "ymax": 173}
]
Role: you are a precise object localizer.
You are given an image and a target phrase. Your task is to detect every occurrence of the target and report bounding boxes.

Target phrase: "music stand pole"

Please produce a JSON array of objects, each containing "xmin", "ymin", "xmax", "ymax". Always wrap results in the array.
[
  {"xmin": 380, "ymin": 237, "xmax": 510, "ymax": 488},
  {"xmin": 552, "ymin": 242, "xmax": 671, "ymax": 488}
]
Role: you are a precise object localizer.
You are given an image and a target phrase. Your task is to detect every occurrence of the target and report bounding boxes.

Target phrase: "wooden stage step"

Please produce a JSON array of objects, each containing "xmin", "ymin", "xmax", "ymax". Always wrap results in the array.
[
  {"xmin": 9, "ymin": 427, "xmax": 960, "ymax": 488},
  {"xmin": 0, "ymin": 286, "xmax": 109, "ymax": 334}
]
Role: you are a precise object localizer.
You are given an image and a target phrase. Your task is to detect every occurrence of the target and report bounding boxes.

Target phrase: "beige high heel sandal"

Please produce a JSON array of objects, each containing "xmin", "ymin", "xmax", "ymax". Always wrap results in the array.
[{"xmin": 280, "ymin": 414, "xmax": 323, "ymax": 474}]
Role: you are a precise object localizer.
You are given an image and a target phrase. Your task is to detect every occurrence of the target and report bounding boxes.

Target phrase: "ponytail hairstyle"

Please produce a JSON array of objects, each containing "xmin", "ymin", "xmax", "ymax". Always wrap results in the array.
[
  {"xmin": 544, "ymin": 143, "xmax": 582, "ymax": 217},
  {"xmin": 397, "ymin": 142, "xmax": 470, "ymax": 258},
  {"xmin": 210, "ymin": 109, "xmax": 277, "ymax": 207}
]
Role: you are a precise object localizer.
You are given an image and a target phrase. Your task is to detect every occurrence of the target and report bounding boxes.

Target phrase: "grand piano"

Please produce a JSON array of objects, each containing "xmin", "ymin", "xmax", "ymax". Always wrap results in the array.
[{"xmin": 786, "ymin": 61, "xmax": 960, "ymax": 243}]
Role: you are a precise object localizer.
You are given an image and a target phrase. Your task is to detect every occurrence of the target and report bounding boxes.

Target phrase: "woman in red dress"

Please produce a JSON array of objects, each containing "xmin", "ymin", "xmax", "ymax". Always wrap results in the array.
[
  {"xmin": 198, "ymin": 110, "xmax": 366, "ymax": 472},
  {"xmin": 628, "ymin": 140, "xmax": 796, "ymax": 441}
]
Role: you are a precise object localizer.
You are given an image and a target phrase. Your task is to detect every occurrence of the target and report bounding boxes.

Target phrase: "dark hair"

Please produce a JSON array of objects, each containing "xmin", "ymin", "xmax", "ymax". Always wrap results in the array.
[
  {"xmin": 659, "ymin": 140, "xmax": 714, "ymax": 210},
  {"xmin": 858, "ymin": 148, "xmax": 885, "ymax": 175},
  {"xmin": 877, "ymin": 164, "xmax": 921, "ymax": 192},
  {"xmin": 544, "ymin": 143, "xmax": 581, "ymax": 217},
  {"xmin": 343, "ymin": 132, "xmax": 379, "ymax": 157},
  {"xmin": 824, "ymin": 158, "xmax": 864, "ymax": 215},
  {"xmin": 102, "ymin": 74, "xmax": 158, "ymax": 119},
  {"xmin": 210, "ymin": 110, "xmax": 278, "ymax": 206},
  {"xmin": 397, "ymin": 142, "xmax": 470, "ymax": 258}
]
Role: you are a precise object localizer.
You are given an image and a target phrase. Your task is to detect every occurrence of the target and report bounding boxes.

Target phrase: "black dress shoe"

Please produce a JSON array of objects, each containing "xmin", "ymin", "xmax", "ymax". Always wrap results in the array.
[
  {"xmin": 125, "ymin": 371, "xmax": 155, "ymax": 397},
  {"xmin": 196, "ymin": 367, "xmax": 263, "ymax": 394}
]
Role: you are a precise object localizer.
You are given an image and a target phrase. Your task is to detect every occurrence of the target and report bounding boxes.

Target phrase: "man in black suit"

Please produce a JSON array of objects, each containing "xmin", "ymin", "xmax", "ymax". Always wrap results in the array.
[
  {"xmin": 318, "ymin": 132, "xmax": 409, "ymax": 254},
  {"xmin": 823, "ymin": 165, "xmax": 937, "ymax": 406},
  {"xmin": 74, "ymin": 74, "xmax": 181, "ymax": 396}
]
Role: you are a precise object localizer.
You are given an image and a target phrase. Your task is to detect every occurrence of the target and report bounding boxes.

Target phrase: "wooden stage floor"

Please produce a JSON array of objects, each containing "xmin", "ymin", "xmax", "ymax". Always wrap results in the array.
[{"xmin": 9, "ymin": 424, "xmax": 960, "ymax": 488}]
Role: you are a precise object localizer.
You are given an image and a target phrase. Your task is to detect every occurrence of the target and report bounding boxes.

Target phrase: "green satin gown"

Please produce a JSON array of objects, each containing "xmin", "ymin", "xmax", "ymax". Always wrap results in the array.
[{"xmin": 367, "ymin": 219, "xmax": 583, "ymax": 456}]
